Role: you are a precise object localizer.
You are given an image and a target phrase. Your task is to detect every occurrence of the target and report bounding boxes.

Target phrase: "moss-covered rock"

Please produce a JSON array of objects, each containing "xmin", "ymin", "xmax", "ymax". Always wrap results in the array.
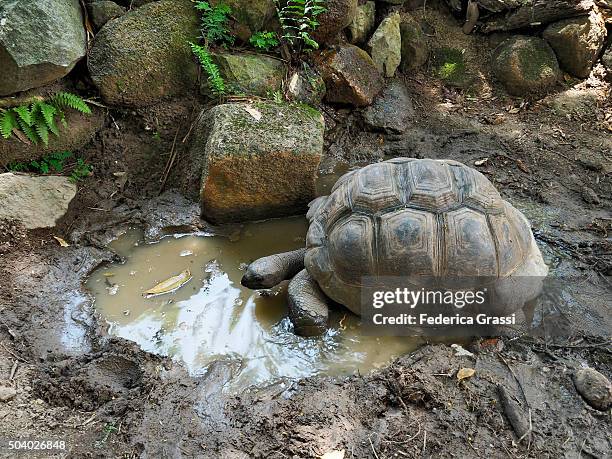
[
  {"xmin": 491, "ymin": 36, "xmax": 560, "ymax": 97},
  {"xmin": 0, "ymin": 0, "xmax": 86, "ymax": 96},
  {"xmin": 190, "ymin": 103, "xmax": 324, "ymax": 224},
  {"xmin": 348, "ymin": 1, "xmax": 376, "ymax": 45},
  {"xmin": 88, "ymin": 0, "xmax": 199, "ymax": 107},
  {"xmin": 543, "ymin": 11, "xmax": 607, "ymax": 79},
  {"xmin": 318, "ymin": 44, "xmax": 384, "ymax": 107},
  {"xmin": 210, "ymin": 0, "xmax": 276, "ymax": 39},
  {"xmin": 312, "ymin": 0, "xmax": 358, "ymax": 45},
  {"xmin": 201, "ymin": 53, "xmax": 285, "ymax": 98},
  {"xmin": 400, "ymin": 15, "xmax": 429, "ymax": 73},
  {"xmin": 0, "ymin": 108, "xmax": 104, "ymax": 167},
  {"xmin": 367, "ymin": 12, "xmax": 402, "ymax": 78}
]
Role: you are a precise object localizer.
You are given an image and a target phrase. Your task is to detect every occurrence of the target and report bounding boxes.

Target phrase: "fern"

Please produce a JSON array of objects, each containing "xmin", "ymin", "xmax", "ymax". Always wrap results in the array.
[
  {"xmin": 194, "ymin": 1, "xmax": 235, "ymax": 46},
  {"xmin": 191, "ymin": 42, "xmax": 226, "ymax": 96},
  {"xmin": 276, "ymin": 0, "xmax": 326, "ymax": 55},
  {"xmin": 250, "ymin": 31, "xmax": 279, "ymax": 51},
  {"xmin": 0, "ymin": 92, "xmax": 90, "ymax": 146},
  {"xmin": 8, "ymin": 151, "xmax": 92, "ymax": 182}
]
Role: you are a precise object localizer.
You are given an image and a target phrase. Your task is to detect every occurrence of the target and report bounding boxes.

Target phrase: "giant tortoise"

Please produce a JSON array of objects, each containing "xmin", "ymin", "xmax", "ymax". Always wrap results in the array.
[{"xmin": 242, "ymin": 158, "xmax": 548, "ymax": 335}]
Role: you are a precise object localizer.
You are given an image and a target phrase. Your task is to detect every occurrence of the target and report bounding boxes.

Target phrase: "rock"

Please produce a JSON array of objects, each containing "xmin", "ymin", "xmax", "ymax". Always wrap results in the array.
[
  {"xmin": 400, "ymin": 15, "xmax": 429, "ymax": 73},
  {"xmin": 348, "ymin": 1, "xmax": 376, "ymax": 45},
  {"xmin": 88, "ymin": 0, "xmax": 199, "ymax": 107},
  {"xmin": 201, "ymin": 53, "xmax": 285, "ymax": 98},
  {"xmin": 491, "ymin": 36, "xmax": 560, "ymax": 97},
  {"xmin": 0, "ymin": 386, "xmax": 17, "ymax": 402},
  {"xmin": 574, "ymin": 368, "xmax": 612, "ymax": 411},
  {"xmin": 0, "ymin": 0, "xmax": 86, "ymax": 96},
  {"xmin": 543, "ymin": 12, "xmax": 607, "ymax": 79},
  {"xmin": 363, "ymin": 79, "xmax": 414, "ymax": 134},
  {"xmin": 87, "ymin": 1, "xmax": 126, "ymax": 30},
  {"xmin": 312, "ymin": 0, "xmax": 358, "ymax": 45},
  {"xmin": 0, "ymin": 173, "xmax": 77, "ymax": 229},
  {"xmin": 367, "ymin": 12, "xmax": 402, "ymax": 77},
  {"xmin": 581, "ymin": 186, "xmax": 601, "ymax": 205},
  {"xmin": 211, "ymin": 0, "xmax": 276, "ymax": 38},
  {"xmin": 0, "ymin": 108, "xmax": 104, "ymax": 168},
  {"xmin": 603, "ymin": 45, "xmax": 612, "ymax": 71},
  {"xmin": 318, "ymin": 44, "xmax": 384, "ymax": 107},
  {"xmin": 190, "ymin": 103, "xmax": 324, "ymax": 224},
  {"xmin": 287, "ymin": 64, "xmax": 327, "ymax": 105},
  {"xmin": 547, "ymin": 88, "xmax": 599, "ymax": 117}
]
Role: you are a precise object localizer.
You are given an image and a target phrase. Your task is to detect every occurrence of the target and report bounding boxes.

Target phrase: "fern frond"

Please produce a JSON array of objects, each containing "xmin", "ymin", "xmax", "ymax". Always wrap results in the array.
[
  {"xmin": 38, "ymin": 102, "xmax": 58, "ymax": 132},
  {"xmin": 52, "ymin": 92, "xmax": 91, "ymax": 114},
  {"xmin": 0, "ymin": 111, "xmax": 18, "ymax": 139},
  {"xmin": 13, "ymin": 106, "xmax": 33, "ymax": 126},
  {"xmin": 16, "ymin": 117, "xmax": 39, "ymax": 144},
  {"xmin": 32, "ymin": 110, "xmax": 49, "ymax": 146}
]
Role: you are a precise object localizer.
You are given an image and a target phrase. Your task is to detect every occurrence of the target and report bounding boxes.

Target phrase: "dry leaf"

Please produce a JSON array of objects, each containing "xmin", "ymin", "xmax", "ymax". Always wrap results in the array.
[
  {"xmin": 451, "ymin": 344, "xmax": 474, "ymax": 357},
  {"xmin": 53, "ymin": 236, "xmax": 70, "ymax": 247},
  {"xmin": 144, "ymin": 270, "xmax": 192, "ymax": 298},
  {"xmin": 457, "ymin": 367, "xmax": 476, "ymax": 380},
  {"xmin": 244, "ymin": 106, "xmax": 262, "ymax": 121},
  {"xmin": 321, "ymin": 450, "xmax": 345, "ymax": 459}
]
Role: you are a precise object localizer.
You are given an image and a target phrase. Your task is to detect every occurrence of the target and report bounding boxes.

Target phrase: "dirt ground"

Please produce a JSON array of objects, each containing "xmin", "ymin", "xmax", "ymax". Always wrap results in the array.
[{"xmin": 1, "ymin": 5, "xmax": 611, "ymax": 458}]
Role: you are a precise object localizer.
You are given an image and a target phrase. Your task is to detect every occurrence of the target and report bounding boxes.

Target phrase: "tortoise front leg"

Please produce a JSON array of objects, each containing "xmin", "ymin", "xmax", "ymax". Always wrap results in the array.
[{"xmin": 288, "ymin": 269, "xmax": 329, "ymax": 337}]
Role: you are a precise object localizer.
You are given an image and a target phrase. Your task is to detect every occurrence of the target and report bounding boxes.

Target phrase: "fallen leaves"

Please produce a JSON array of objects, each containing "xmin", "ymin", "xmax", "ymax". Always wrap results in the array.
[
  {"xmin": 457, "ymin": 368, "xmax": 476, "ymax": 381},
  {"xmin": 53, "ymin": 236, "xmax": 70, "ymax": 247},
  {"xmin": 144, "ymin": 269, "xmax": 192, "ymax": 298}
]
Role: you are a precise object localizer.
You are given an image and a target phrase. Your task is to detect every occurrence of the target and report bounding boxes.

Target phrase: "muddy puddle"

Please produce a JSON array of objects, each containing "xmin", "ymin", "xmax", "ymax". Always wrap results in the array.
[{"xmin": 86, "ymin": 217, "xmax": 420, "ymax": 391}]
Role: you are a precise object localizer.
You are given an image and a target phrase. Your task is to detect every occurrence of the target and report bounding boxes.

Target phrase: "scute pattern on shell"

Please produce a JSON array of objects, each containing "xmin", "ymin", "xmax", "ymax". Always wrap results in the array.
[{"xmin": 305, "ymin": 158, "xmax": 535, "ymax": 314}]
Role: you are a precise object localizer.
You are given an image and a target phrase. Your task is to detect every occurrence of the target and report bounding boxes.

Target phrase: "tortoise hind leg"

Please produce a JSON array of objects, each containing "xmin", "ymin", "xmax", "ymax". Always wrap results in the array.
[{"xmin": 288, "ymin": 269, "xmax": 329, "ymax": 337}]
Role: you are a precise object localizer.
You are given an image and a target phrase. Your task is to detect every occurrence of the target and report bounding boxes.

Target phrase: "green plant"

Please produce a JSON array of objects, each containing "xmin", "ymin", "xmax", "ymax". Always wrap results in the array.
[
  {"xmin": 190, "ymin": 42, "xmax": 226, "ymax": 96},
  {"xmin": 7, "ymin": 151, "xmax": 92, "ymax": 182},
  {"xmin": 276, "ymin": 0, "xmax": 326, "ymax": 54},
  {"xmin": 0, "ymin": 92, "xmax": 91, "ymax": 146},
  {"xmin": 250, "ymin": 31, "xmax": 279, "ymax": 51},
  {"xmin": 194, "ymin": 1, "xmax": 234, "ymax": 46}
]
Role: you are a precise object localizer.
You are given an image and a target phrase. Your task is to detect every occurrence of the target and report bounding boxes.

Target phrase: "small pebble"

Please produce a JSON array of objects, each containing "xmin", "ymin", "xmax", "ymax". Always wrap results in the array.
[
  {"xmin": 0, "ymin": 386, "xmax": 17, "ymax": 402},
  {"xmin": 574, "ymin": 368, "xmax": 612, "ymax": 411}
]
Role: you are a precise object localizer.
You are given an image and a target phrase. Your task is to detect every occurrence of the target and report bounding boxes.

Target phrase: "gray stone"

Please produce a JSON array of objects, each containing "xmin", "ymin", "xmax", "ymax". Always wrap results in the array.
[
  {"xmin": 491, "ymin": 36, "xmax": 560, "ymax": 97},
  {"xmin": 201, "ymin": 53, "xmax": 285, "ymax": 97},
  {"xmin": 88, "ymin": 0, "xmax": 199, "ymax": 107},
  {"xmin": 543, "ymin": 12, "xmax": 607, "ymax": 78},
  {"xmin": 210, "ymin": 0, "xmax": 276, "ymax": 38},
  {"xmin": 0, "ymin": 173, "xmax": 77, "ymax": 229},
  {"xmin": 603, "ymin": 45, "xmax": 612, "ymax": 71},
  {"xmin": 319, "ymin": 44, "xmax": 384, "ymax": 107},
  {"xmin": 367, "ymin": 12, "xmax": 402, "ymax": 77},
  {"xmin": 363, "ymin": 79, "xmax": 414, "ymax": 134},
  {"xmin": 348, "ymin": 1, "xmax": 376, "ymax": 45},
  {"xmin": 400, "ymin": 15, "xmax": 429, "ymax": 72},
  {"xmin": 88, "ymin": 1, "xmax": 125, "ymax": 30},
  {"xmin": 547, "ymin": 88, "xmax": 599, "ymax": 117},
  {"xmin": 190, "ymin": 103, "xmax": 324, "ymax": 224},
  {"xmin": 0, "ymin": 386, "xmax": 17, "ymax": 402},
  {"xmin": 574, "ymin": 368, "xmax": 612, "ymax": 411},
  {"xmin": 287, "ymin": 64, "xmax": 326, "ymax": 105},
  {"xmin": 0, "ymin": 0, "xmax": 86, "ymax": 96}
]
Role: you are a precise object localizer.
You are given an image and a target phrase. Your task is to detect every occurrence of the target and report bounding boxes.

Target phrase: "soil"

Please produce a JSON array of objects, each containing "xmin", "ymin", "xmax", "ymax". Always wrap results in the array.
[{"xmin": 1, "ymin": 4, "xmax": 611, "ymax": 458}]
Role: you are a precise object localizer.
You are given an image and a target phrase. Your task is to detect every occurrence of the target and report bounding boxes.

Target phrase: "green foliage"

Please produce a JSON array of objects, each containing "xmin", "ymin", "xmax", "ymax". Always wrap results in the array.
[
  {"xmin": 0, "ymin": 92, "xmax": 91, "ymax": 146},
  {"xmin": 194, "ymin": 1, "xmax": 235, "ymax": 46},
  {"xmin": 250, "ymin": 31, "xmax": 279, "ymax": 51},
  {"xmin": 276, "ymin": 0, "xmax": 326, "ymax": 54},
  {"xmin": 190, "ymin": 42, "xmax": 226, "ymax": 96},
  {"xmin": 432, "ymin": 48, "xmax": 469, "ymax": 87},
  {"xmin": 7, "ymin": 151, "xmax": 92, "ymax": 182}
]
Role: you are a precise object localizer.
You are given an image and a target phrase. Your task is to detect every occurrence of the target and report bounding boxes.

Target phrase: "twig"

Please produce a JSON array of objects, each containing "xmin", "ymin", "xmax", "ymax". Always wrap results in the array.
[
  {"xmin": 368, "ymin": 437, "xmax": 380, "ymax": 459},
  {"xmin": 9, "ymin": 361, "xmax": 17, "ymax": 380},
  {"xmin": 159, "ymin": 126, "xmax": 181, "ymax": 192},
  {"xmin": 516, "ymin": 409, "xmax": 532, "ymax": 445}
]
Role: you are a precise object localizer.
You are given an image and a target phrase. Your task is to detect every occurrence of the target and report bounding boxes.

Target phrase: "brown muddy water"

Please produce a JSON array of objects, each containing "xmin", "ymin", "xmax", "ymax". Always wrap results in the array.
[{"xmin": 86, "ymin": 217, "xmax": 420, "ymax": 391}]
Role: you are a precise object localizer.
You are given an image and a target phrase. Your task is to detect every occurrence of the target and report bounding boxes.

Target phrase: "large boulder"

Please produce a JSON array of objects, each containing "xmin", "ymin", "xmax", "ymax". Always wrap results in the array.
[
  {"xmin": 0, "ymin": 173, "xmax": 77, "ymax": 229},
  {"xmin": 318, "ymin": 44, "xmax": 384, "ymax": 107},
  {"xmin": 0, "ymin": 109, "xmax": 104, "ymax": 167},
  {"xmin": 87, "ymin": 1, "xmax": 126, "ymax": 31},
  {"xmin": 347, "ymin": 1, "xmax": 376, "ymax": 45},
  {"xmin": 210, "ymin": 0, "xmax": 276, "ymax": 39},
  {"xmin": 312, "ymin": 0, "xmax": 358, "ymax": 45},
  {"xmin": 367, "ymin": 12, "xmax": 402, "ymax": 78},
  {"xmin": 0, "ymin": 0, "xmax": 86, "ymax": 96},
  {"xmin": 190, "ymin": 103, "xmax": 324, "ymax": 223},
  {"xmin": 88, "ymin": 0, "xmax": 199, "ymax": 107},
  {"xmin": 543, "ymin": 12, "xmax": 607, "ymax": 79},
  {"xmin": 363, "ymin": 79, "xmax": 414, "ymax": 134},
  {"xmin": 201, "ymin": 53, "xmax": 285, "ymax": 97},
  {"xmin": 491, "ymin": 36, "xmax": 560, "ymax": 97},
  {"xmin": 400, "ymin": 15, "xmax": 429, "ymax": 72}
]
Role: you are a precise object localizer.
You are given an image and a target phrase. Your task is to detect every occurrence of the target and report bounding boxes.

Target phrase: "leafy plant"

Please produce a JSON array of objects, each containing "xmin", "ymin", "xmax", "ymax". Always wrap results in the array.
[
  {"xmin": 194, "ymin": 1, "xmax": 234, "ymax": 46},
  {"xmin": 7, "ymin": 151, "xmax": 92, "ymax": 183},
  {"xmin": 0, "ymin": 92, "xmax": 91, "ymax": 146},
  {"xmin": 276, "ymin": 0, "xmax": 326, "ymax": 54},
  {"xmin": 190, "ymin": 42, "xmax": 226, "ymax": 96},
  {"xmin": 250, "ymin": 31, "xmax": 279, "ymax": 51}
]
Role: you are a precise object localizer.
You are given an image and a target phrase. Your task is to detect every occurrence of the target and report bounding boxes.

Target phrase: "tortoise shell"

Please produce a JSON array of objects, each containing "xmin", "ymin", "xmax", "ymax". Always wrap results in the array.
[{"xmin": 304, "ymin": 158, "xmax": 541, "ymax": 315}]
